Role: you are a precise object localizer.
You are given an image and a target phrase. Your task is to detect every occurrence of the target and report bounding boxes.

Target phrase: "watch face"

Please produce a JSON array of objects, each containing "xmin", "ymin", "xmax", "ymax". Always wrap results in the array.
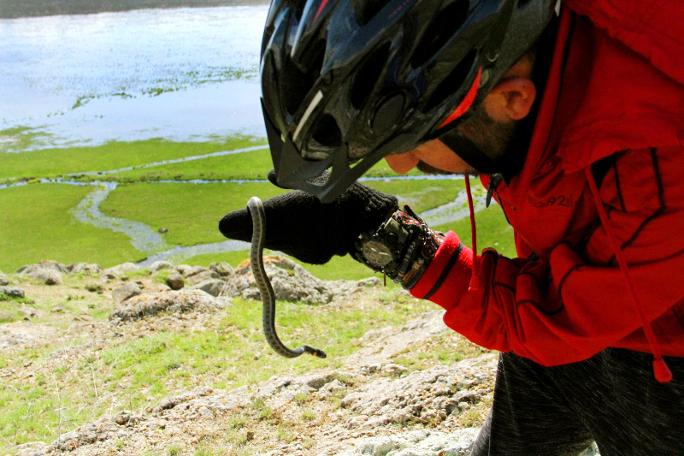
[{"xmin": 361, "ymin": 239, "xmax": 394, "ymax": 268}]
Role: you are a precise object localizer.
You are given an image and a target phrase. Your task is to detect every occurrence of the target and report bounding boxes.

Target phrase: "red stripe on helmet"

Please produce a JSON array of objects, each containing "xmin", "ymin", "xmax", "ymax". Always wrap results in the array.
[
  {"xmin": 438, "ymin": 66, "xmax": 483, "ymax": 129},
  {"xmin": 314, "ymin": 0, "xmax": 329, "ymax": 21}
]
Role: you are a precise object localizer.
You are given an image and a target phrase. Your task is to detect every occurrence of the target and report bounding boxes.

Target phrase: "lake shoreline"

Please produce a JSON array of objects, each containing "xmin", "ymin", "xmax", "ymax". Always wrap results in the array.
[{"xmin": 0, "ymin": 0, "xmax": 269, "ymax": 19}]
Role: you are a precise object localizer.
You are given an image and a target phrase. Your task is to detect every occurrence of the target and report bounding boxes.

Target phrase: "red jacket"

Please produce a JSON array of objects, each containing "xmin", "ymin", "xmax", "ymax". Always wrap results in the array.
[{"xmin": 410, "ymin": 1, "xmax": 684, "ymax": 381}]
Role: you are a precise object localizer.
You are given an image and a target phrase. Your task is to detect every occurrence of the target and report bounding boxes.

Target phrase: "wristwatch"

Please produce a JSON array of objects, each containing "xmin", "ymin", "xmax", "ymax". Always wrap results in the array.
[{"xmin": 352, "ymin": 206, "xmax": 443, "ymax": 288}]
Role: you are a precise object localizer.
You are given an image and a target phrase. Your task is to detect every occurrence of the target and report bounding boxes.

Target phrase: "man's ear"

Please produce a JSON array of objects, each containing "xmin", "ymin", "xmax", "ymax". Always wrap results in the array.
[{"xmin": 483, "ymin": 77, "xmax": 536, "ymax": 122}]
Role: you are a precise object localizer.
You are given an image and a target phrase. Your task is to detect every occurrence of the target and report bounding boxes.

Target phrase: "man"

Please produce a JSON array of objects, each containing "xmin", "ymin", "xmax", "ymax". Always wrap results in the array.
[{"xmin": 220, "ymin": 0, "xmax": 684, "ymax": 453}]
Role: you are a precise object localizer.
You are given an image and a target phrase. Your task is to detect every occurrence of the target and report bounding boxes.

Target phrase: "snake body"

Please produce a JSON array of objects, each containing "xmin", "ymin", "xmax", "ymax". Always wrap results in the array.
[{"xmin": 247, "ymin": 196, "xmax": 327, "ymax": 359}]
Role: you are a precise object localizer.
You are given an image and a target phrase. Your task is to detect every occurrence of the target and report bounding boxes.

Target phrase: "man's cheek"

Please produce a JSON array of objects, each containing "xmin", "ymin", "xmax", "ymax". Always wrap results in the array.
[{"xmin": 385, "ymin": 153, "xmax": 419, "ymax": 174}]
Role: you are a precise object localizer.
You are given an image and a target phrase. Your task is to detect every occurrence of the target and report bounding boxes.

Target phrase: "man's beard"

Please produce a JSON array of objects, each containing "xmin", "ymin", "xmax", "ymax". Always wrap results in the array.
[{"xmin": 455, "ymin": 102, "xmax": 518, "ymax": 164}]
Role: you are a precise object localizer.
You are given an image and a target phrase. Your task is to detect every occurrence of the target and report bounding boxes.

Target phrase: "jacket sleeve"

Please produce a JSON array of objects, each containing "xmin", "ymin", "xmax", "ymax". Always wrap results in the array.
[{"xmin": 410, "ymin": 146, "xmax": 684, "ymax": 366}]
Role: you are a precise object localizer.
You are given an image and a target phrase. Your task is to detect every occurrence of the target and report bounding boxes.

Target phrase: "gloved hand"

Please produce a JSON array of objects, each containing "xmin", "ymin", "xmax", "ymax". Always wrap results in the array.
[{"xmin": 218, "ymin": 183, "xmax": 399, "ymax": 264}]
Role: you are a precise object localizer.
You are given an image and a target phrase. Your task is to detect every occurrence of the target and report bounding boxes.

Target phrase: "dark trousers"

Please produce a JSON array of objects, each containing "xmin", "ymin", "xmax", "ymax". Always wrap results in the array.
[{"xmin": 470, "ymin": 349, "xmax": 684, "ymax": 456}]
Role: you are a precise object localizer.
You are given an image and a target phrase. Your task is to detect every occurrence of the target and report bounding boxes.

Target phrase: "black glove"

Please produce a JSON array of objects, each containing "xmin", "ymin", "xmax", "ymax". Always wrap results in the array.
[{"xmin": 218, "ymin": 183, "xmax": 398, "ymax": 264}]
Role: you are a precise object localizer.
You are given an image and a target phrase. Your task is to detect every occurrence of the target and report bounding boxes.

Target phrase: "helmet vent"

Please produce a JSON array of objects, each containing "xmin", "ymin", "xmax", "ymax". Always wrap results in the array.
[
  {"xmin": 410, "ymin": 0, "xmax": 469, "ymax": 68},
  {"xmin": 310, "ymin": 113, "xmax": 342, "ymax": 149},
  {"xmin": 352, "ymin": 0, "xmax": 388, "ymax": 26},
  {"xmin": 281, "ymin": 44, "xmax": 325, "ymax": 116},
  {"xmin": 424, "ymin": 49, "xmax": 477, "ymax": 111},
  {"xmin": 350, "ymin": 42, "xmax": 391, "ymax": 110}
]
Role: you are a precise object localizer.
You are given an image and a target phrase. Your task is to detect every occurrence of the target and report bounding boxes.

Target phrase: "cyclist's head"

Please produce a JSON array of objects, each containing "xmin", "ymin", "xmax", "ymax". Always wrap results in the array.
[{"xmin": 260, "ymin": 0, "xmax": 557, "ymax": 201}]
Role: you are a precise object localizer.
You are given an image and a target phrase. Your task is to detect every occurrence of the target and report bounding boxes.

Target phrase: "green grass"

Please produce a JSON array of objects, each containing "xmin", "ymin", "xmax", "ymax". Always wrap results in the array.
[
  {"xmin": 101, "ymin": 182, "xmax": 289, "ymax": 246},
  {"xmin": 0, "ymin": 184, "xmax": 141, "ymax": 272},
  {"xmin": 100, "ymin": 179, "xmax": 462, "ymax": 248},
  {"xmin": 0, "ymin": 291, "xmax": 433, "ymax": 448},
  {"xmin": 391, "ymin": 331, "xmax": 487, "ymax": 372},
  {"xmin": 183, "ymin": 251, "xmax": 252, "ymax": 268},
  {"xmin": 436, "ymin": 201, "xmax": 515, "ymax": 258},
  {"xmin": 110, "ymin": 148, "xmax": 273, "ymax": 181},
  {"xmin": 0, "ymin": 136, "xmax": 265, "ymax": 182}
]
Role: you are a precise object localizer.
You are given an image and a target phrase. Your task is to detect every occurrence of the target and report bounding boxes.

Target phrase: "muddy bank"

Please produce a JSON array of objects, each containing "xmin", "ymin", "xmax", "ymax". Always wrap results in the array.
[{"xmin": 0, "ymin": 0, "xmax": 268, "ymax": 19}]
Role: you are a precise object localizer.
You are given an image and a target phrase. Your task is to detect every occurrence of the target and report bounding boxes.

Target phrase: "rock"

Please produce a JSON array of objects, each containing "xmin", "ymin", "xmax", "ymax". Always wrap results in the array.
[
  {"xmin": 166, "ymin": 273, "xmax": 185, "ymax": 290},
  {"xmin": 111, "ymin": 282, "xmax": 142, "ymax": 303},
  {"xmin": 158, "ymin": 227, "xmax": 169, "ymax": 233},
  {"xmin": 209, "ymin": 262, "xmax": 233, "ymax": 277},
  {"xmin": 17, "ymin": 261, "xmax": 69, "ymax": 275},
  {"xmin": 109, "ymin": 289, "xmax": 224, "ymax": 322},
  {"xmin": 302, "ymin": 373, "xmax": 336, "ymax": 390},
  {"xmin": 15, "ymin": 441, "xmax": 47, "ymax": 456},
  {"xmin": 327, "ymin": 277, "xmax": 382, "ymax": 297},
  {"xmin": 114, "ymin": 412, "xmax": 131, "ymax": 425},
  {"xmin": 226, "ymin": 255, "xmax": 381, "ymax": 305},
  {"xmin": 181, "ymin": 265, "xmax": 207, "ymax": 278},
  {"xmin": 104, "ymin": 262, "xmax": 140, "ymax": 278},
  {"xmin": 28, "ymin": 268, "xmax": 63, "ymax": 286},
  {"xmin": 0, "ymin": 286, "xmax": 25, "ymax": 299},
  {"xmin": 54, "ymin": 431, "xmax": 80, "ymax": 451},
  {"xmin": 192, "ymin": 279, "xmax": 226, "ymax": 297},
  {"xmin": 0, "ymin": 272, "xmax": 8, "ymax": 286},
  {"xmin": 319, "ymin": 379, "xmax": 347, "ymax": 398},
  {"xmin": 175, "ymin": 264, "xmax": 194, "ymax": 276},
  {"xmin": 150, "ymin": 261, "xmax": 174, "ymax": 273},
  {"xmin": 230, "ymin": 255, "xmax": 334, "ymax": 305},
  {"xmin": 339, "ymin": 428, "xmax": 480, "ymax": 456},
  {"xmin": 382, "ymin": 363, "xmax": 409, "ymax": 377},
  {"xmin": 69, "ymin": 263, "xmax": 102, "ymax": 275},
  {"xmin": 340, "ymin": 355, "xmax": 497, "ymax": 427},
  {"xmin": 197, "ymin": 406, "xmax": 214, "ymax": 419},
  {"xmin": 187, "ymin": 270, "xmax": 220, "ymax": 285},
  {"xmin": 20, "ymin": 306, "xmax": 39, "ymax": 319}
]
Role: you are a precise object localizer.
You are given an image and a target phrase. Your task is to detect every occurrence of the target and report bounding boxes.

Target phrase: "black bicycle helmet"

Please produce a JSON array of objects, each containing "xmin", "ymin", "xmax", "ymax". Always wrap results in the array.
[{"xmin": 261, "ymin": 0, "xmax": 557, "ymax": 202}]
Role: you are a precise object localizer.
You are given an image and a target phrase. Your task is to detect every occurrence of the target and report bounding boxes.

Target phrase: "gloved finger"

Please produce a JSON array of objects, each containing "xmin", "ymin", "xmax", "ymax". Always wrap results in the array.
[
  {"xmin": 218, "ymin": 208, "xmax": 253, "ymax": 242},
  {"xmin": 267, "ymin": 169, "xmax": 279, "ymax": 186}
]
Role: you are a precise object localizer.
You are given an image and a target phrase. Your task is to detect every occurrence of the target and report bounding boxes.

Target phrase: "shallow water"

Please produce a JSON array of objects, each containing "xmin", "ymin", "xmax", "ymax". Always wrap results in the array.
[{"xmin": 0, "ymin": 6, "xmax": 268, "ymax": 148}]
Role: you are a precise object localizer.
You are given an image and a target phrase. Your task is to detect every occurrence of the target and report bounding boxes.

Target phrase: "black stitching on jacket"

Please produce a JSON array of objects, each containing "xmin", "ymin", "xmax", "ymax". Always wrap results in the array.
[
  {"xmin": 423, "ymin": 243, "xmax": 463, "ymax": 301},
  {"xmin": 620, "ymin": 148, "xmax": 666, "ymax": 250}
]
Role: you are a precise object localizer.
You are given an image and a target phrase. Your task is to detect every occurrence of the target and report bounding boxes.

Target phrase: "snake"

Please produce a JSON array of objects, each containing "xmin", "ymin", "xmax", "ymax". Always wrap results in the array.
[{"xmin": 247, "ymin": 196, "xmax": 327, "ymax": 359}]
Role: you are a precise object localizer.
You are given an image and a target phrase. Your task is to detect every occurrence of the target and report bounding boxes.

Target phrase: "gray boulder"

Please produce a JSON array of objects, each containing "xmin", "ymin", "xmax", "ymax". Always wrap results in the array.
[
  {"xmin": 104, "ymin": 262, "xmax": 140, "ymax": 279},
  {"xmin": 176, "ymin": 265, "xmax": 206, "ymax": 278},
  {"xmin": 230, "ymin": 256, "xmax": 333, "ymax": 305},
  {"xmin": 340, "ymin": 428, "xmax": 480, "ymax": 456},
  {"xmin": 186, "ymin": 269, "xmax": 219, "ymax": 285},
  {"xmin": 28, "ymin": 268, "xmax": 63, "ymax": 286},
  {"xmin": 69, "ymin": 263, "xmax": 102, "ymax": 275},
  {"xmin": 225, "ymin": 255, "xmax": 379, "ymax": 305},
  {"xmin": 112, "ymin": 282, "xmax": 142, "ymax": 303},
  {"xmin": 0, "ymin": 286, "xmax": 25, "ymax": 299},
  {"xmin": 192, "ymin": 279, "xmax": 226, "ymax": 297},
  {"xmin": 0, "ymin": 272, "xmax": 8, "ymax": 286},
  {"xmin": 17, "ymin": 260, "xmax": 69, "ymax": 274},
  {"xmin": 149, "ymin": 261, "xmax": 174, "ymax": 273},
  {"xmin": 340, "ymin": 355, "xmax": 497, "ymax": 427},
  {"xmin": 165, "ymin": 273, "xmax": 185, "ymax": 290},
  {"xmin": 109, "ymin": 289, "xmax": 225, "ymax": 322},
  {"xmin": 209, "ymin": 262, "xmax": 233, "ymax": 277}
]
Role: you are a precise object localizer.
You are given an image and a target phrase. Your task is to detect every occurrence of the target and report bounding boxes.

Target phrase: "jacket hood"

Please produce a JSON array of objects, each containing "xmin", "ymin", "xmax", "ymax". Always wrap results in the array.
[{"xmin": 523, "ymin": 1, "xmax": 684, "ymax": 180}]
